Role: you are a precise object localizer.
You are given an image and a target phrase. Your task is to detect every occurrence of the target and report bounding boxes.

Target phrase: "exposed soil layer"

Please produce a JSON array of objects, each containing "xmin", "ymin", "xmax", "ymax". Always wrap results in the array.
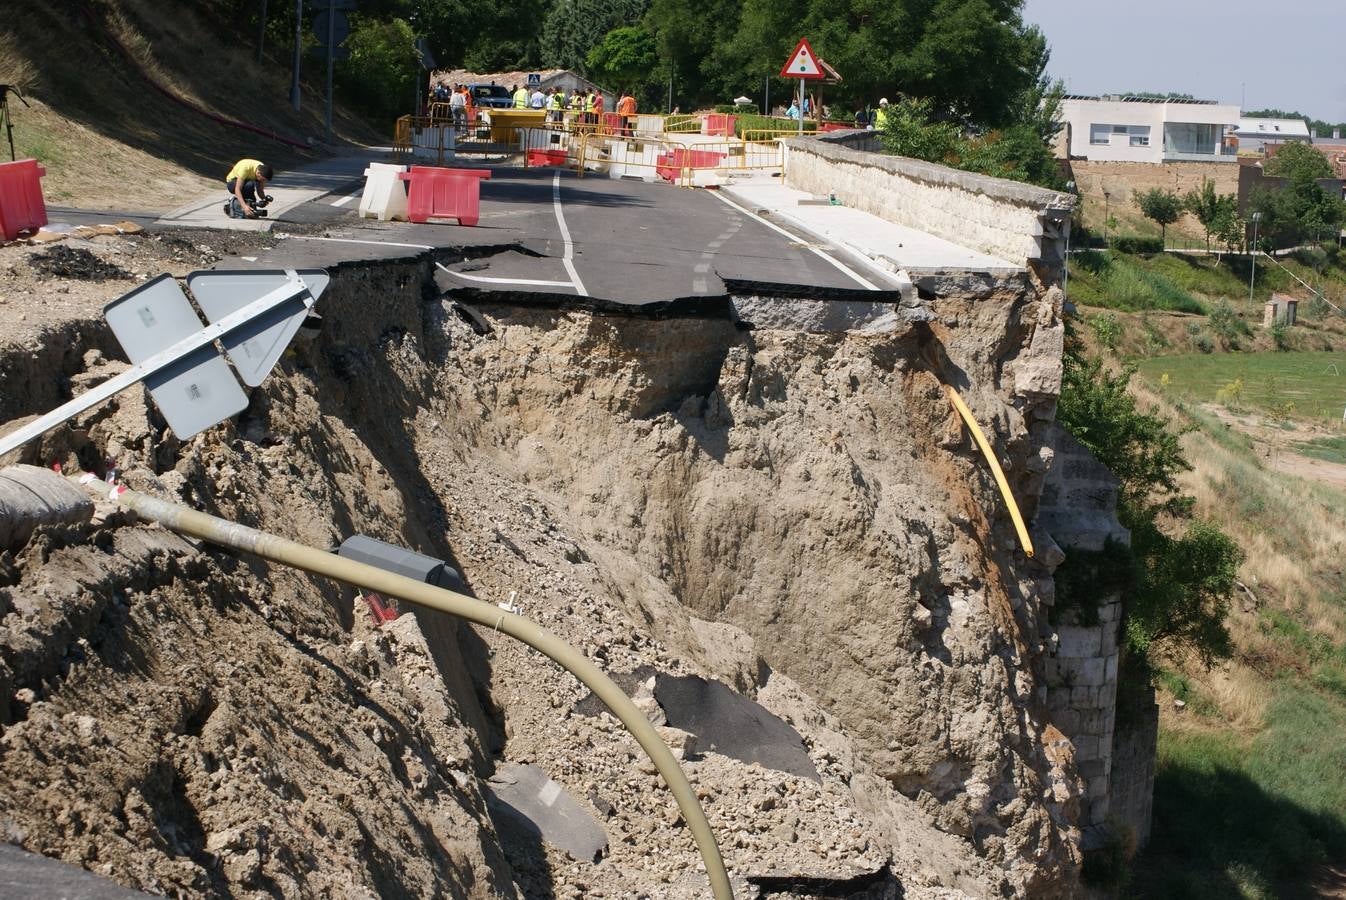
[{"xmin": 0, "ymin": 236, "xmax": 1078, "ymax": 898}]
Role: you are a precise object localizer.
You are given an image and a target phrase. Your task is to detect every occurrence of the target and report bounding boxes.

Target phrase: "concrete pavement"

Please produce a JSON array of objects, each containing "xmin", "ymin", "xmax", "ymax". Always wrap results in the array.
[{"xmin": 719, "ymin": 175, "xmax": 1023, "ymax": 277}]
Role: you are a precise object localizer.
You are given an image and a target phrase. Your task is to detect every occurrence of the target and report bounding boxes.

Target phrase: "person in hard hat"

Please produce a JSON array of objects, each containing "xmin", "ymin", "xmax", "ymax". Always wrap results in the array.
[
  {"xmin": 512, "ymin": 84, "xmax": 529, "ymax": 108},
  {"xmin": 873, "ymin": 98, "xmax": 890, "ymax": 130},
  {"xmin": 223, "ymin": 158, "xmax": 272, "ymax": 219}
]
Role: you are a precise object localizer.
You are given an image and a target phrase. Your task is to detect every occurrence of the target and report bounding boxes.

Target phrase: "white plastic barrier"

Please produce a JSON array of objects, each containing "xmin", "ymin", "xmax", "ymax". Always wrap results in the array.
[
  {"xmin": 358, "ymin": 162, "xmax": 410, "ymax": 221},
  {"xmin": 606, "ymin": 139, "xmax": 661, "ymax": 182},
  {"xmin": 633, "ymin": 115, "xmax": 664, "ymax": 137}
]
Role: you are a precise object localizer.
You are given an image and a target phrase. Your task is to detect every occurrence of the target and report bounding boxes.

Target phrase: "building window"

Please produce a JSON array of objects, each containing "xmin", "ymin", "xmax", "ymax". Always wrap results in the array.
[
  {"xmin": 1090, "ymin": 124, "xmax": 1112, "ymax": 145},
  {"xmin": 1128, "ymin": 125, "xmax": 1151, "ymax": 146}
]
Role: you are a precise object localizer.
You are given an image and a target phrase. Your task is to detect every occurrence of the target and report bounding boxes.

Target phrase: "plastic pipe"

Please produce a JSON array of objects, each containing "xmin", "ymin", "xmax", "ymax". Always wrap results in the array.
[
  {"xmin": 943, "ymin": 385, "xmax": 1035, "ymax": 558},
  {"xmin": 77, "ymin": 476, "xmax": 734, "ymax": 899}
]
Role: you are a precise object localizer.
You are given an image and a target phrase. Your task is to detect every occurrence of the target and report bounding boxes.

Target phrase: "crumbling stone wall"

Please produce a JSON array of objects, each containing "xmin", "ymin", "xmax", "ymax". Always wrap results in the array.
[
  {"xmin": 1035, "ymin": 423, "xmax": 1152, "ymax": 844},
  {"xmin": 782, "ymin": 137, "xmax": 1074, "ymax": 268}
]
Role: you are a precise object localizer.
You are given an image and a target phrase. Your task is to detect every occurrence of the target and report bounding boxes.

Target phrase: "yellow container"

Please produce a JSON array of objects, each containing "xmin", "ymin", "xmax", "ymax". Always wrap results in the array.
[{"xmin": 488, "ymin": 109, "xmax": 548, "ymax": 144}]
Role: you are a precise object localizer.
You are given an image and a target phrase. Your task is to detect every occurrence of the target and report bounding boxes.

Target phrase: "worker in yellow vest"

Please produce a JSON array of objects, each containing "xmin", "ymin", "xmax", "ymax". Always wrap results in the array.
[
  {"xmin": 547, "ymin": 88, "xmax": 565, "ymax": 125},
  {"xmin": 512, "ymin": 84, "xmax": 529, "ymax": 108}
]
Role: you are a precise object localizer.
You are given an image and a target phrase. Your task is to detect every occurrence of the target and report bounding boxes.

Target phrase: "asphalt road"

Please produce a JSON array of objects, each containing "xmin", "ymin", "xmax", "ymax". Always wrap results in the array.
[{"xmin": 236, "ymin": 166, "xmax": 901, "ymax": 303}]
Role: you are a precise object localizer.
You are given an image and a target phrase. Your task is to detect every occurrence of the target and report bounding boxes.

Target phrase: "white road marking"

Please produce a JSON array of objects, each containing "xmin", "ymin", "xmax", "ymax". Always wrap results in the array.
[
  {"xmin": 434, "ymin": 262, "xmax": 573, "ymax": 289},
  {"xmin": 330, "ymin": 191, "xmax": 363, "ymax": 208},
  {"xmin": 693, "ymin": 277, "xmax": 708, "ymax": 293},
  {"xmin": 708, "ymin": 240, "xmax": 724, "ymax": 249},
  {"xmin": 282, "ymin": 235, "xmax": 434, "ymax": 250},
  {"xmin": 240, "ymin": 256, "xmax": 257, "ymax": 262},
  {"xmin": 694, "ymin": 262, "xmax": 711, "ymax": 273},
  {"xmin": 552, "ymin": 172, "xmax": 589, "ymax": 297},
  {"xmin": 709, "ymin": 191, "xmax": 881, "ymax": 291}
]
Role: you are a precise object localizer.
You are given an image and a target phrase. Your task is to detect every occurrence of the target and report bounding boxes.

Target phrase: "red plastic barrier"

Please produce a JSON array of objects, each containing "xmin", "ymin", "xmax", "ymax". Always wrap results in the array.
[
  {"xmin": 655, "ymin": 147, "xmax": 727, "ymax": 183},
  {"xmin": 527, "ymin": 148, "xmax": 567, "ymax": 167},
  {"xmin": 702, "ymin": 114, "xmax": 737, "ymax": 137},
  {"xmin": 0, "ymin": 159, "xmax": 48, "ymax": 241},
  {"xmin": 399, "ymin": 166, "xmax": 492, "ymax": 226}
]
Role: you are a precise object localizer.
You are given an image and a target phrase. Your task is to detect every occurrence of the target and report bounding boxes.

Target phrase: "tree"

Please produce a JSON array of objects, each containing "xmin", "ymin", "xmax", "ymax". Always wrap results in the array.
[
  {"xmin": 1257, "ymin": 142, "xmax": 1346, "ymax": 245},
  {"xmin": 878, "ymin": 96, "xmax": 961, "ymax": 164},
  {"xmin": 586, "ymin": 26, "xmax": 657, "ymax": 90},
  {"xmin": 540, "ymin": 0, "xmax": 650, "ymax": 74},
  {"xmin": 1135, "ymin": 188, "xmax": 1183, "ymax": 246},
  {"xmin": 1182, "ymin": 178, "xmax": 1238, "ymax": 253},
  {"xmin": 1056, "ymin": 346, "xmax": 1241, "ymax": 668},
  {"xmin": 335, "ymin": 16, "xmax": 419, "ymax": 126}
]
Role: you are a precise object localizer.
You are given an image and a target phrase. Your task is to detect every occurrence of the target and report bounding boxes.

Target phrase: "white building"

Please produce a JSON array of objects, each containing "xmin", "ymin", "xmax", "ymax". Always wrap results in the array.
[
  {"xmin": 1059, "ymin": 95, "xmax": 1240, "ymax": 163},
  {"xmin": 1233, "ymin": 117, "xmax": 1311, "ymax": 153}
]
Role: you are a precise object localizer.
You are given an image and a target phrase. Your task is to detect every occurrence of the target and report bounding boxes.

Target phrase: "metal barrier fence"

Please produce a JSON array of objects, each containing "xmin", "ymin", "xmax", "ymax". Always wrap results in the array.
[{"xmin": 573, "ymin": 134, "xmax": 784, "ymax": 187}]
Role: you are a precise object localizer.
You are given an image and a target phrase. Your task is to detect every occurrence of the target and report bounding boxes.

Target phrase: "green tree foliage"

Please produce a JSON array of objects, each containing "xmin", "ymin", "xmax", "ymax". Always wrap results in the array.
[
  {"xmin": 585, "ymin": 26, "xmax": 657, "ymax": 90},
  {"xmin": 1135, "ymin": 188, "xmax": 1183, "ymax": 245},
  {"xmin": 1057, "ymin": 346, "xmax": 1241, "ymax": 668},
  {"xmin": 408, "ymin": 0, "xmax": 546, "ymax": 72},
  {"xmin": 540, "ymin": 0, "xmax": 650, "ymax": 74},
  {"xmin": 645, "ymin": 0, "xmax": 741, "ymax": 104},
  {"xmin": 726, "ymin": 0, "xmax": 1046, "ymax": 122},
  {"xmin": 1252, "ymin": 142, "xmax": 1346, "ymax": 246},
  {"xmin": 335, "ymin": 16, "xmax": 419, "ymax": 126},
  {"xmin": 1182, "ymin": 178, "xmax": 1238, "ymax": 253},
  {"xmin": 877, "ymin": 90, "xmax": 1063, "ymax": 188}
]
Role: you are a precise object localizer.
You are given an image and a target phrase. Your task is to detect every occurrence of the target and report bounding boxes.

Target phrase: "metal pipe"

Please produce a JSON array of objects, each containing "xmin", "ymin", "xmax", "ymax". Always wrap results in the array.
[
  {"xmin": 943, "ymin": 385, "xmax": 1035, "ymax": 558},
  {"xmin": 76, "ymin": 476, "xmax": 733, "ymax": 899}
]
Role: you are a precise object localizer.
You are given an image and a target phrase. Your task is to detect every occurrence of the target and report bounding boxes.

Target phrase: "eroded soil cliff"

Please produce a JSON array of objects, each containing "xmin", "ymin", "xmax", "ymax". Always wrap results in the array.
[{"xmin": 0, "ymin": 234, "xmax": 1078, "ymax": 898}]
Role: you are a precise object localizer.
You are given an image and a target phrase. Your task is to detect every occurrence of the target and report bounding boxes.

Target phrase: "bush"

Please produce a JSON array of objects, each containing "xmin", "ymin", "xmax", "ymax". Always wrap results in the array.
[
  {"xmin": 1207, "ymin": 298, "xmax": 1251, "ymax": 349},
  {"xmin": 1113, "ymin": 235, "xmax": 1165, "ymax": 255},
  {"xmin": 1089, "ymin": 312, "xmax": 1123, "ymax": 350}
]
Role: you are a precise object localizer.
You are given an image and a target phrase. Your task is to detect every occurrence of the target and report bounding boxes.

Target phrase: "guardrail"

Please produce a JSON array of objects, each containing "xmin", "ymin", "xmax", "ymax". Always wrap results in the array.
[{"xmin": 572, "ymin": 133, "xmax": 785, "ymax": 187}]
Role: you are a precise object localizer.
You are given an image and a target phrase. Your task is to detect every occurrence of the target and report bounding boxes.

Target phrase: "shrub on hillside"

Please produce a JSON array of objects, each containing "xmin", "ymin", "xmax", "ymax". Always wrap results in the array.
[{"xmin": 1112, "ymin": 235, "xmax": 1164, "ymax": 255}]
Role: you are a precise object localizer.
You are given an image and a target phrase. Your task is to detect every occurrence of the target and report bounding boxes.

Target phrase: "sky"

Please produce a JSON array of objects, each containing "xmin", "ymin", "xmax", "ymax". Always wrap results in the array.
[{"xmin": 1020, "ymin": 0, "xmax": 1346, "ymax": 126}]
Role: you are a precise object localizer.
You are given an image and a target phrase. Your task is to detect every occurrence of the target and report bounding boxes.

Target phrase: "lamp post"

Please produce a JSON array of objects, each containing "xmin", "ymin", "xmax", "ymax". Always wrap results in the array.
[
  {"xmin": 1064, "ymin": 180, "xmax": 1076, "ymax": 300},
  {"xmin": 1249, "ymin": 211, "xmax": 1263, "ymax": 308},
  {"xmin": 1103, "ymin": 190, "xmax": 1111, "ymax": 246}
]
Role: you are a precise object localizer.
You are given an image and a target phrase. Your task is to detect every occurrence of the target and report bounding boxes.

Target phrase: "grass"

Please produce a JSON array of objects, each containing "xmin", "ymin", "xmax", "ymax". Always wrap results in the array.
[
  {"xmin": 1295, "ymin": 434, "xmax": 1346, "ymax": 465},
  {"xmin": 1069, "ymin": 250, "xmax": 1207, "ymax": 313},
  {"xmin": 1136, "ymin": 351, "xmax": 1346, "ymax": 420},
  {"xmin": 1122, "ymin": 378, "xmax": 1346, "ymax": 897}
]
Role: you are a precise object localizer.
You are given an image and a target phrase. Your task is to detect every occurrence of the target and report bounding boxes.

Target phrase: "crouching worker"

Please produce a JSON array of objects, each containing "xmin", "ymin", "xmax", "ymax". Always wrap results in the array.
[{"xmin": 224, "ymin": 158, "xmax": 273, "ymax": 219}]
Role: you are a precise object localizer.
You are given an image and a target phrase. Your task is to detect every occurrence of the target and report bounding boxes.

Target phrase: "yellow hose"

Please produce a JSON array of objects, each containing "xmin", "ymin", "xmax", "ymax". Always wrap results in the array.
[
  {"xmin": 943, "ymin": 385, "xmax": 1035, "ymax": 558},
  {"xmin": 76, "ymin": 476, "xmax": 734, "ymax": 899}
]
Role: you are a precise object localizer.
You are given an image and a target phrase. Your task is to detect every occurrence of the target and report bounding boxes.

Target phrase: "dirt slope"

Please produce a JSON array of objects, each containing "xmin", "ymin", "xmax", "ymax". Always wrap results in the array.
[{"xmin": 0, "ymin": 232, "xmax": 1079, "ymax": 897}]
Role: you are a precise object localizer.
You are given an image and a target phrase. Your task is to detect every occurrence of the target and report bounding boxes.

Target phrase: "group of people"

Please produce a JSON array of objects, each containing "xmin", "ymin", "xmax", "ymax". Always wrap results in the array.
[
  {"xmin": 432, "ymin": 82, "xmax": 475, "ymax": 125},
  {"xmin": 855, "ymin": 98, "xmax": 891, "ymax": 130}
]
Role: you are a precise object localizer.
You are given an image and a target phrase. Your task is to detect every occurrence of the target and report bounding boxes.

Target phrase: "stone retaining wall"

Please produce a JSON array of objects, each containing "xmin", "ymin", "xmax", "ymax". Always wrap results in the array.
[{"xmin": 782, "ymin": 136, "xmax": 1074, "ymax": 269}]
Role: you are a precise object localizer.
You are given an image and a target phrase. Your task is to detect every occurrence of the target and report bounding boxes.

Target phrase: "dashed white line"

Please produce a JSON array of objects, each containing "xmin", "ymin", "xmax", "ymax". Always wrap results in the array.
[
  {"xmin": 552, "ymin": 172, "xmax": 589, "ymax": 297},
  {"xmin": 709, "ymin": 191, "xmax": 881, "ymax": 291},
  {"xmin": 694, "ymin": 262, "xmax": 711, "ymax": 273},
  {"xmin": 330, "ymin": 191, "xmax": 363, "ymax": 208},
  {"xmin": 693, "ymin": 277, "xmax": 709, "ymax": 293}
]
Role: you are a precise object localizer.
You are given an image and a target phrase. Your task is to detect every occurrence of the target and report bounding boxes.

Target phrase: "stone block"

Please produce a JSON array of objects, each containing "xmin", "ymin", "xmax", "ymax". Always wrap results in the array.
[
  {"xmin": 1056, "ymin": 626, "xmax": 1102, "ymax": 658},
  {"xmin": 1078, "ymin": 657, "xmax": 1107, "ymax": 687}
]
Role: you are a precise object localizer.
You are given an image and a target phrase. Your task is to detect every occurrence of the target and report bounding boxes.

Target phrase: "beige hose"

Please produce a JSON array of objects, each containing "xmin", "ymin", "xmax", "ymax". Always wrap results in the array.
[
  {"xmin": 77, "ymin": 476, "xmax": 734, "ymax": 899},
  {"xmin": 944, "ymin": 385, "xmax": 1035, "ymax": 558}
]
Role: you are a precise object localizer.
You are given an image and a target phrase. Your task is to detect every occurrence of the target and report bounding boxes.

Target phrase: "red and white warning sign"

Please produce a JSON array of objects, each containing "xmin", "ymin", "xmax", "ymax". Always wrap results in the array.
[{"xmin": 779, "ymin": 37, "xmax": 825, "ymax": 79}]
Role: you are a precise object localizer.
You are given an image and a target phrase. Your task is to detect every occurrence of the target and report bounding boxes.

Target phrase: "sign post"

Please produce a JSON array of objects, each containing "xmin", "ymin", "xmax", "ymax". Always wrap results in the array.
[{"xmin": 779, "ymin": 37, "xmax": 825, "ymax": 135}]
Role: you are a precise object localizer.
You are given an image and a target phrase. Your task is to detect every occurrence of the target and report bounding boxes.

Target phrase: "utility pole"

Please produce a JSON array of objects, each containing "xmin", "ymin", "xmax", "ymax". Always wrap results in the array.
[
  {"xmin": 1249, "ymin": 211, "xmax": 1263, "ymax": 309},
  {"xmin": 325, "ymin": 0, "xmax": 335, "ymax": 144},
  {"xmin": 289, "ymin": 0, "xmax": 301, "ymax": 110},
  {"xmin": 257, "ymin": 0, "xmax": 268, "ymax": 64}
]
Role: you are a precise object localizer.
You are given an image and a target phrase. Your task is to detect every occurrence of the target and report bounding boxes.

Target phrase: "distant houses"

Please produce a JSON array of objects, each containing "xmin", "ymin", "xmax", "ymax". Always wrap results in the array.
[{"xmin": 1058, "ymin": 95, "xmax": 1240, "ymax": 164}]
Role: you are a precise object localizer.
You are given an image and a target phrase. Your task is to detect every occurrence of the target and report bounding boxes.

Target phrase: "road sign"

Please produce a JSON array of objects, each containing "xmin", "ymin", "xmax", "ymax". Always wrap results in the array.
[
  {"xmin": 527, "ymin": 73, "xmax": 541, "ymax": 86},
  {"xmin": 104, "ymin": 276, "xmax": 250, "ymax": 440},
  {"xmin": 779, "ymin": 38, "xmax": 824, "ymax": 79},
  {"xmin": 0, "ymin": 271, "xmax": 325, "ymax": 458},
  {"xmin": 313, "ymin": 9, "xmax": 349, "ymax": 46},
  {"xmin": 187, "ymin": 269, "xmax": 328, "ymax": 386}
]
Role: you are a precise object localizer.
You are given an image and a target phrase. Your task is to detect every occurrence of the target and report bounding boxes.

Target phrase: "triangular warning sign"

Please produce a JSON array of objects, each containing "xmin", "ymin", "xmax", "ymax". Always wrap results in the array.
[{"xmin": 780, "ymin": 38, "xmax": 825, "ymax": 79}]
